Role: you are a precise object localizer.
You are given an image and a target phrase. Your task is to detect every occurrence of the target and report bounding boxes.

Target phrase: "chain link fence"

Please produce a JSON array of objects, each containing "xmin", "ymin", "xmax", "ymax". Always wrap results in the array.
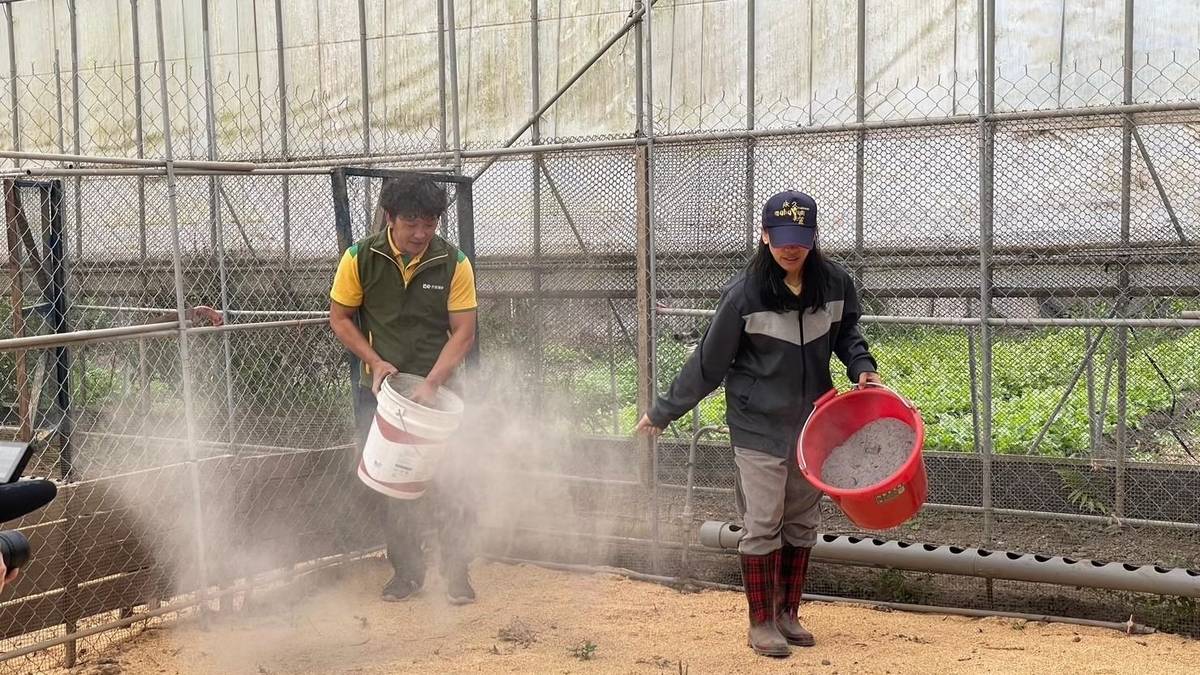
[{"xmin": 0, "ymin": 170, "xmax": 387, "ymax": 672}]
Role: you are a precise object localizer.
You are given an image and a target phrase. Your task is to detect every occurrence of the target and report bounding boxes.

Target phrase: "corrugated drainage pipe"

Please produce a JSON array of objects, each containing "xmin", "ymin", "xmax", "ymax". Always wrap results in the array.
[
  {"xmin": 486, "ymin": 555, "xmax": 1156, "ymax": 635},
  {"xmin": 698, "ymin": 521, "xmax": 1200, "ymax": 598}
]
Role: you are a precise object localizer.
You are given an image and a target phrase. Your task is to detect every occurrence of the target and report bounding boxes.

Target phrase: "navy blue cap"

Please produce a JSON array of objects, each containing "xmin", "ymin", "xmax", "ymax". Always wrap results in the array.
[{"xmin": 761, "ymin": 190, "xmax": 818, "ymax": 249}]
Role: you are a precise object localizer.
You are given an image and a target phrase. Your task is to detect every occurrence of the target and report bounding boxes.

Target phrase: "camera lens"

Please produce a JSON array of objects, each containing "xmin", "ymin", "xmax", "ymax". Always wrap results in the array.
[{"xmin": 0, "ymin": 531, "xmax": 30, "ymax": 570}]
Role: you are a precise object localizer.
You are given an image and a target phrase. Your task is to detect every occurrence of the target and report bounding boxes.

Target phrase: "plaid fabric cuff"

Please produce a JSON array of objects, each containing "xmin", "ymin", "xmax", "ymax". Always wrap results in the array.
[
  {"xmin": 779, "ymin": 545, "xmax": 811, "ymax": 612},
  {"xmin": 740, "ymin": 550, "xmax": 780, "ymax": 624}
]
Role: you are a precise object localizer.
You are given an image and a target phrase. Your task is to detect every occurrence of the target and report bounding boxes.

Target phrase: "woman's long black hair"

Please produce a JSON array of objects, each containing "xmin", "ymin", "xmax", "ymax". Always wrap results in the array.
[{"xmin": 747, "ymin": 239, "xmax": 829, "ymax": 313}]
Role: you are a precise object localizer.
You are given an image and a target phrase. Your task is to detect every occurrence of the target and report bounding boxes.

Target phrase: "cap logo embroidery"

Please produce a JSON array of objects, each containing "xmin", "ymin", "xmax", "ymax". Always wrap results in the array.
[{"xmin": 773, "ymin": 201, "xmax": 808, "ymax": 224}]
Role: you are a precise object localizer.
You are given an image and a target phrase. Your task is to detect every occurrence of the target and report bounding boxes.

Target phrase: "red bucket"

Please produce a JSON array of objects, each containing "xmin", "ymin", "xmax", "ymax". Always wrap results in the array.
[{"xmin": 796, "ymin": 383, "xmax": 927, "ymax": 530}]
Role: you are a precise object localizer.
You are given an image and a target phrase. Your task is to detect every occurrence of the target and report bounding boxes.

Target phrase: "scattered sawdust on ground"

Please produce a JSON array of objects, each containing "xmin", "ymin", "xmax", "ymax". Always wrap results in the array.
[{"xmin": 51, "ymin": 560, "xmax": 1199, "ymax": 675}]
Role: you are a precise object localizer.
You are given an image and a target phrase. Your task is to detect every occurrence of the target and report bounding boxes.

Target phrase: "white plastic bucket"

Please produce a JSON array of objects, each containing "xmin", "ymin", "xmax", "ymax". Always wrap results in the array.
[{"xmin": 358, "ymin": 372, "xmax": 464, "ymax": 500}]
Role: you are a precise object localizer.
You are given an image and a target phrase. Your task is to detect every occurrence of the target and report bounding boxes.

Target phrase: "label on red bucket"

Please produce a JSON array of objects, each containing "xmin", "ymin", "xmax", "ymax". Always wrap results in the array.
[{"xmin": 874, "ymin": 483, "xmax": 907, "ymax": 505}]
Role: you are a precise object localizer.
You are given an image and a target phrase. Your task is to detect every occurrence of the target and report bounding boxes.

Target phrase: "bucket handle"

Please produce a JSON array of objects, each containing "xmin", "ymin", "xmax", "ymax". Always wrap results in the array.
[
  {"xmin": 796, "ymin": 388, "xmax": 838, "ymax": 473},
  {"xmin": 854, "ymin": 381, "xmax": 919, "ymax": 412},
  {"xmin": 393, "ymin": 404, "xmax": 410, "ymax": 433}
]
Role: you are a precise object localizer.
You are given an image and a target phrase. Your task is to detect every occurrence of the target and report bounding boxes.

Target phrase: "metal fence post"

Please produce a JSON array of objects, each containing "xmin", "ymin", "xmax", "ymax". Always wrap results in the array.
[
  {"xmin": 201, "ymin": 0, "xmax": 238, "ymax": 455},
  {"xmin": 155, "ymin": 0, "xmax": 212, "ymax": 620},
  {"xmin": 358, "ymin": 0, "xmax": 373, "ymax": 221},
  {"xmin": 274, "ymin": 0, "xmax": 291, "ymax": 264},
  {"xmin": 634, "ymin": 0, "xmax": 662, "ymax": 574},
  {"xmin": 1115, "ymin": 0, "xmax": 1134, "ymax": 517},
  {"xmin": 130, "ymin": 0, "xmax": 152, "ymax": 447},
  {"xmin": 454, "ymin": 177, "xmax": 480, "ymax": 366},
  {"xmin": 978, "ymin": 0, "xmax": 997, "ymax": 545},
  {"xmin": 854, "ymin": 0, "xmax": 866, "ymax": 281},
  {"xmin": 131, "ymin": 0, "xmax": 147, "ymax": 260},
  {"xmin": 437, "ymin": 0, "xmax": 449, "ymax": 158},
  {"xmin": 54, "ymin": 52, "xmax": 65, "ymax": 156},
  {"xmin": 46, "ymin": 183, "xmax": 72, "ymax": 481},
  {"xmin": 251, "ymin": 0, "xmax": 265, "ymax": 156},
  {"xmin": 63, "ymin": 5, "xmax": 82, "ymax": 662},
  {"xmin": 5, "ymin": 5, "xmax": 18, "ymax": 164},
  {"xmin": 68, "ymin": 0, "xmax": 81, "ymax": 262},
  {"xmin": 1086, "ymin": 326, "xmax": 1098, "ymax": 456},
  {"xmin": 40, "ymin": 179, "xmax": 78, "ymax": 669},
  {"xmin": 329, "ymin": 167, "xmax": 363, "ymax": 401},
  {"xmin": 445, "ymin": 0, "xmax": 463, "ymax": 176},
  {"xmin": 530, "ymin": 0, "xmax": 544, "ymax": 412},
  {"xmin": 608, "ymin": 311, "xmax": 619, "ymax": 434},
  {"xmin": 744, "ymin": 0, "xmax": 756, "ymax": 252},
  {"xmin": 3, "ymin": 182, "xmax": 29, "ymax": 442},
  {"xmin": 359, "ymin": 0, "xmax": 370, "ymax": 157}
]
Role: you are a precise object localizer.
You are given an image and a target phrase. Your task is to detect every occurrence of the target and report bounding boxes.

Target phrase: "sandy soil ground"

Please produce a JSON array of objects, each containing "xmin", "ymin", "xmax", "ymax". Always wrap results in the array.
[{"xmin": 54, "ymin": 559, "xmax": 1198, "ymax": 675}]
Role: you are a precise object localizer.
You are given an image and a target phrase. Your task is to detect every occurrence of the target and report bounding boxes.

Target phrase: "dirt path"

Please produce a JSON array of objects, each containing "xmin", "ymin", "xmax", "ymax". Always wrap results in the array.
[{"xmin": 57, "ymin": 559, "xmax": 1198, "ymax": 675}]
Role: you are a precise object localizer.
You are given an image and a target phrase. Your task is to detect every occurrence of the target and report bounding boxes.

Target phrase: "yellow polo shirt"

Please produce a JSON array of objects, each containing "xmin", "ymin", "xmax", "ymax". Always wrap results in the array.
[{"xmin": 330, "ymin": 230, "xmax": 478, "ymax": 312}]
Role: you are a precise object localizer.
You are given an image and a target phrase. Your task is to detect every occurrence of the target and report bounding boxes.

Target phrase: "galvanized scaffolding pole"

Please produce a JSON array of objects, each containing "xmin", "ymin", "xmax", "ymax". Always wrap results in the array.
[
  {"xmin": 530, "ymin": 0, "xmax": 544, "ymax": 412},
  {"xmin": 854, "ymin": 0, "xmax": 866, "ymax": 281},
  {"xmin": 743, "ymin": 0, "xmax": 756, "ymax": 252},
  {"xmin": 977, "ymin": 0, "xmax": 997, "ymax": 545},
  {"xmin": 202, "ymin": 98, "xmax": 1200, "ymax": 171},
  {"xmin": 68, "ymin": 0, "xmax": 81, "ymax": 261},
  {"xmin": 358, "ymin": 0, "xmax": 373, "ymax": 224},
  {"xmin": 63, "ymin": 4, "xmax": 82, "ymax": 661},
  {"xmin": 200, "ymin": 0, "xmax": 239, "ymax": 455},
  {"xmin": 5, "ymin": 5, "xmax": 17, "ymax": 164},
  {"xmin": 644, "ymin": 0, "xmax": 661, "ymax": 575},
  {"xmin": 129, "ymin": 0, "xmax": 153, "ymax": 466},
  {"xmin": 437, "ymin": 0, "xmax": 449, "ymax": 159},
  {"xmin": 445, "ymin": 0, "xmax": 463, "ymax": 176},
  {"xmin": 130, "ymin": 0, "xmax": 147, "ymax": 260},
  {"xmin": 154, "ymin": 0, "xmax": 212, "ymax": 622},
  {"xmin": 275, "ymin": 0, "xmax": 291, "ymax": 264},
  {"xmin": 1115, "ymin": 0, "xmax": 1135, "ymax": 517}
]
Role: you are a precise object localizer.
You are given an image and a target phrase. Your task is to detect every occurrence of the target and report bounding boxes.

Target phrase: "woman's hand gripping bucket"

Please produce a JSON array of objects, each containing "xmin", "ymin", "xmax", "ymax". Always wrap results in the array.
[{"xmin": 358, "ymin": 373, "xmax": 465, "ymax": 500}]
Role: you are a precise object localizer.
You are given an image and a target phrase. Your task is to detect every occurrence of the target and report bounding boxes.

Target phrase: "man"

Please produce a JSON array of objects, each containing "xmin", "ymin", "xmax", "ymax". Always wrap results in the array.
[{"xmin": 328, "ymin": 174, "xmax": 479, "ymax": 604}]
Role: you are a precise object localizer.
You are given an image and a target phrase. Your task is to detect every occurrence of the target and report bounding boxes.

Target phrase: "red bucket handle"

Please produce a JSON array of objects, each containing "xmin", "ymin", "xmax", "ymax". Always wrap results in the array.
[
  {"xmin": 797, "ymin": 388, "xmax": 838, "ymax": 473},
  {"xmin": 812, "ymin": 387, "xmax": 839, "ymax": 410},
  {"xmin": 854, "ymin": 381, "xmax": 919, "ymax": 412}
]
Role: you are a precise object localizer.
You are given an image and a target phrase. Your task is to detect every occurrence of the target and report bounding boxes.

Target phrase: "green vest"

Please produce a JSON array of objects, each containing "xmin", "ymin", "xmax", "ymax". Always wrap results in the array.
[{"xmin": 352, "ymin": 231, "xmax": 462, "ymax": 381}]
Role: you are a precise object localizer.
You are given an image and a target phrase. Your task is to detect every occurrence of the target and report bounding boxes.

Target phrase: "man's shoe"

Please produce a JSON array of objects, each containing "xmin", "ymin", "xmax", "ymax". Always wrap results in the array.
[
  {"xmin": 381, "ymin": 574, "xmax": 421, "ymax": 602},
  {"xmin": 445, "ymin": 568, "xmax": 476, "ymax": 605}
]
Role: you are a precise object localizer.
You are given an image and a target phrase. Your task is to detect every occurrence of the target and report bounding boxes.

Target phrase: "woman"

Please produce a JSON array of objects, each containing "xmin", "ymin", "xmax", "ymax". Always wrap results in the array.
[{"xmin": 636, "ymin": 190, "xmax": 881, "ymax": 657}]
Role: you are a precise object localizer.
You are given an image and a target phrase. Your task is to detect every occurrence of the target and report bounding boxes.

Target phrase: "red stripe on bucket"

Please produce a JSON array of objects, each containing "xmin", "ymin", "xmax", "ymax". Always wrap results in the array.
[
  {"xmin": 374, "ymin": 413, "xmax": 439, "ymax": 445},
  {"xmin": 358, "ymin": 456, "xmax": 431, "ymax": 495}
]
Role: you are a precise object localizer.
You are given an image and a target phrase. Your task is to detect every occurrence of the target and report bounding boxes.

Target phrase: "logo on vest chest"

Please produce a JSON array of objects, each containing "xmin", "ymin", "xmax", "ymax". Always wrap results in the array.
[{"xmin": 421, "ymin": 283, "xmax": 446, "ymax": 291}]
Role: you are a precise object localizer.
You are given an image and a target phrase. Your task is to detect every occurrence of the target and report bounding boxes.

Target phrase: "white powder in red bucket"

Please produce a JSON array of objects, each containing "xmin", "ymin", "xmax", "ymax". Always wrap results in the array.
[{"xmin": 820, "ymin": 418, "xmax": 915, "ymax": 489}]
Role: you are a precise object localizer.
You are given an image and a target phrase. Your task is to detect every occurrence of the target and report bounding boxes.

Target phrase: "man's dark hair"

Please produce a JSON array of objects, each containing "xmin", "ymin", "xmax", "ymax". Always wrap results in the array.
[{"xmin": 378, "ymin": 175, "xmax": 448, "ymax": 221}]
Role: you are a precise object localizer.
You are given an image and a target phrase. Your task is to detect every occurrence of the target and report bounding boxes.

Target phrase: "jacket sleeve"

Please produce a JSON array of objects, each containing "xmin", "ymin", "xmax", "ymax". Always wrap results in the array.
[
  {"xmin": 648, "ymin": 288, "xmax": 745, "ymax": 428},
  {"xmin": 834, "ymin": 274, "xmax": 878, "ymax": 383}
]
